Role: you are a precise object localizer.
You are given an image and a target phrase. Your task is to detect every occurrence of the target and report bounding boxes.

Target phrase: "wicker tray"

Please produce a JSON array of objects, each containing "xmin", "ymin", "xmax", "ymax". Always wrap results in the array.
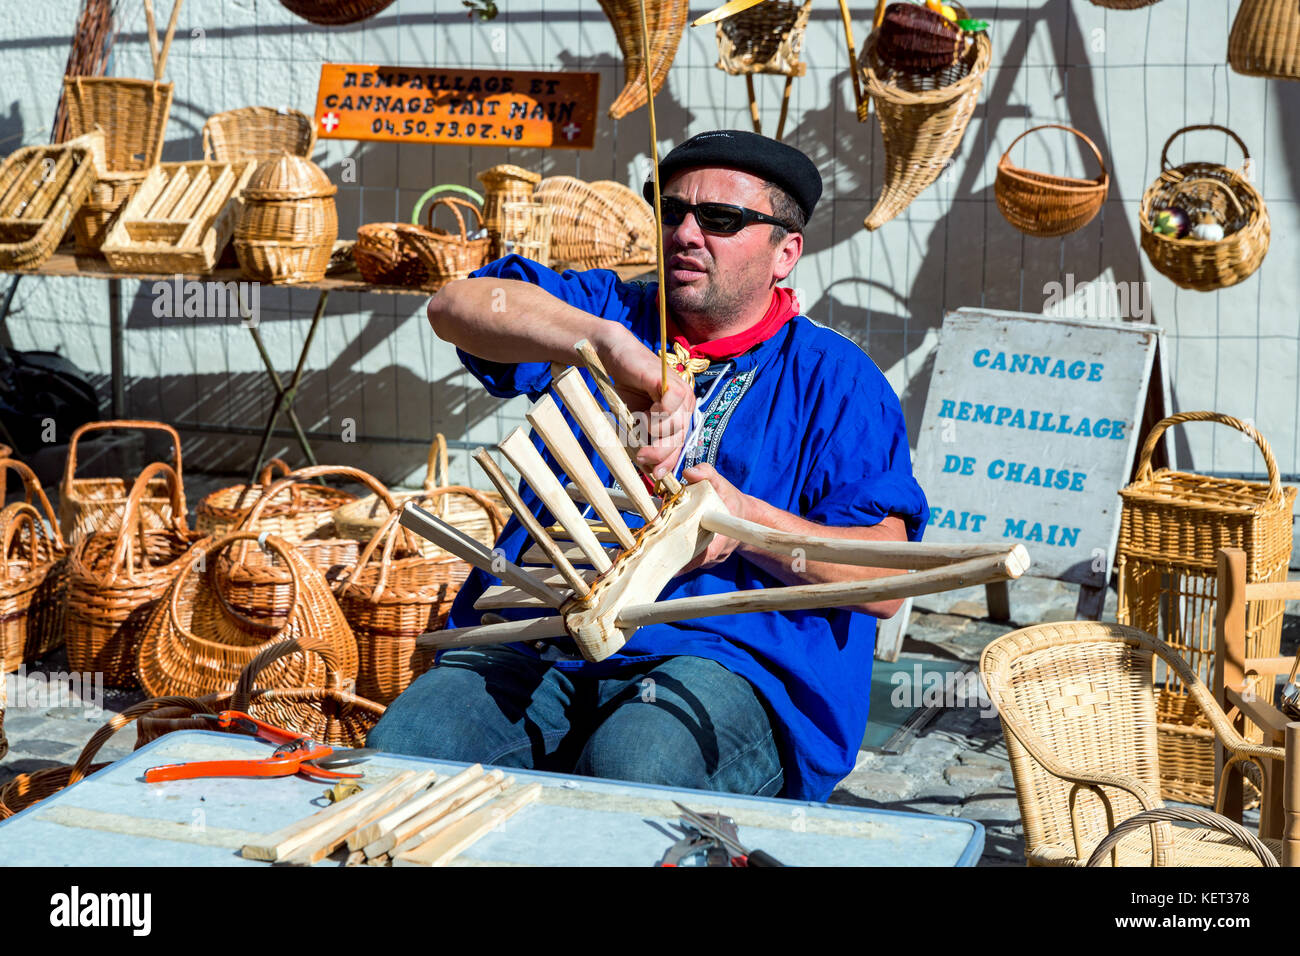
[
  {"xmin": 101, "ymin": 159, "xmax": 256, "ymax": 274},
  {"xmin": 0, "ymin": 131, "xmax": 101, "ymax": 271}
]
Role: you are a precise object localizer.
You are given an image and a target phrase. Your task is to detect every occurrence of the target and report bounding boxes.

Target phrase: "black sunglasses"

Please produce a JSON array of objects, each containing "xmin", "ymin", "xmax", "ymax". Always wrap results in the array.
[{"xmin": 660, "ymin": 196, "xmax": 797, "ymax": 234}]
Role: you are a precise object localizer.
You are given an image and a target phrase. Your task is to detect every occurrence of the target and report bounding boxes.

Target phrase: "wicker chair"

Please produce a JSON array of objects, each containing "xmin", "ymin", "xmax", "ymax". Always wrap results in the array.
[{"xmin": 980, "ymin": 621, "xmax": 1285, "ymax": 866}]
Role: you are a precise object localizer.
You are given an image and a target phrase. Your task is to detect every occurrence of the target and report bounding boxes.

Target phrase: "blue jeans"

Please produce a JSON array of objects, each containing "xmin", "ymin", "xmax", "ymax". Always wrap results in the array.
[{"xmin": 367, "ymin": 645, "xmax": 785, "ymax": 797}]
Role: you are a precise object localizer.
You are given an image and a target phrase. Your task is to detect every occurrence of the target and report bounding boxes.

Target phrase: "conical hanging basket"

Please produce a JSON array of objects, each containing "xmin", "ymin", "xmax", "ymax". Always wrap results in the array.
[
  {"xmin": 1228, "ymin": 0, "xmax": 1300, "ymax": 81},
  {"xmin": 860, "ymin": 25, "xmax": 991, "ymax": 230},
  {"xmin": 599, "ymin": 0, "xmax": 691, "ymax": 119}
]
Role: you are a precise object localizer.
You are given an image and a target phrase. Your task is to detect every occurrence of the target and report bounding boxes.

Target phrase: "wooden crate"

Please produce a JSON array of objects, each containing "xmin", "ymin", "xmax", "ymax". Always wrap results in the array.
[
  {"xmin": 101, "ymin": 159, "xmax": 256, "ymax": 274},
  {"xmin": 0, "ymin": 131, "xmax": 101, "ymax": 271}
]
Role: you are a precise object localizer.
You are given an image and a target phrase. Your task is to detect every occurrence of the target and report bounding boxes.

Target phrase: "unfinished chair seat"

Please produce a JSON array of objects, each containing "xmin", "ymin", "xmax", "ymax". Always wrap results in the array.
[{"xmin": 1036, "ymin": 827, "xmax": 1281, "ymax": 868}]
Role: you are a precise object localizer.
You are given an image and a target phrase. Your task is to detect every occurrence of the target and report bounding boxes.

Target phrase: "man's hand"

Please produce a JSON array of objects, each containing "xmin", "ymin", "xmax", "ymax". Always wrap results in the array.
[
  {"xmin": 677, "ymin": 463, "xmax": 751, "ymax": 572},
  {"xmin": 595, "ymin": 327, "xmax": 696, "ymax": 480}
]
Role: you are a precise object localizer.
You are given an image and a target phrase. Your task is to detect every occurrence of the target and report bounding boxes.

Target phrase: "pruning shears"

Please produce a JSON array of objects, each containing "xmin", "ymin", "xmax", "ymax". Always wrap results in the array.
[{"xmin": 143, "ymin": 710, "xmax": 374, "ymax": 784}]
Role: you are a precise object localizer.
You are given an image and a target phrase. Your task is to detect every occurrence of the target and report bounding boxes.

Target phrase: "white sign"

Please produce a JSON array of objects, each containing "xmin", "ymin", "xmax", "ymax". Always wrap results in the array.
[{"xmin": 913, "ymin": 308, "xmax": 1162, "ymax": 586}]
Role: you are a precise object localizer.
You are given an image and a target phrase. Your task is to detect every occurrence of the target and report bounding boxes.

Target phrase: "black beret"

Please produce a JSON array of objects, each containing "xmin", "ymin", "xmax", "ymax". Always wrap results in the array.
[{"xmin": 642, "ymin": 129, "xmax": 822, "ymax": 224}]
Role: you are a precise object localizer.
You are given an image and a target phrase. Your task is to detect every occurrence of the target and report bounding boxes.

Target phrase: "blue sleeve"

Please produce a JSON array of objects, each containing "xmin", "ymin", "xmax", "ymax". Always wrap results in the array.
[
  {"xmin": 801, "ymin": 358, "xmax": 930, "ymax": 542},
  {"xmin": 454, "ymin": 255, "xmax": 648, "ymax": 400}
]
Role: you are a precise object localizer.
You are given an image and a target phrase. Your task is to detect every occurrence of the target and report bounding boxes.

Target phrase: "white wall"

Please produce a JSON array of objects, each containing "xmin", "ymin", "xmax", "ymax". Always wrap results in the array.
[{"xmin": 2, "ymin": 0, "xmax": 1297, "ymax": 489}]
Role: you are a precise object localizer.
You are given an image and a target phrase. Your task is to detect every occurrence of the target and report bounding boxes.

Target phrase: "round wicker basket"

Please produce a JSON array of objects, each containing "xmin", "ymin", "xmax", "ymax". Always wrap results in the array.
[
  {"xmin": 995, "ymin": 124, "xmax": 1109, "ymax": 238},
  {"xmin": 278, "ymin": 0, "xmax": 396, "ymax": 26},
  {"xmin": 195, "ymin": 458, "xmax": 356, "ymax": 541},
  {"xmin": 235, "ymin": 153, "xmax": 338, "ymax": 284},
  {"xmin": 400, "ymin": 196, "xmax": 492, "ymax": 290}
]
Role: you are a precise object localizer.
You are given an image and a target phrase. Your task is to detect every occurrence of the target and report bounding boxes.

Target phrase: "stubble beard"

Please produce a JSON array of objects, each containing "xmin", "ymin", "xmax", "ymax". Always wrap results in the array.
[{"xmin": 666, "ymin": 263, "xmax": 758, "ymax": 337}]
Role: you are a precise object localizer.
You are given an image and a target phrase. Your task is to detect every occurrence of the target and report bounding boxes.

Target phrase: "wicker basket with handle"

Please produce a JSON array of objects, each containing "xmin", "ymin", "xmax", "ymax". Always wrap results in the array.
[
  {"xmin": 234, "ymin": 153, "xmax": 338, "ymax": 284},
  {"xmin": 0, "ymin": 458, "xmax": 69, "ymax": 671},
  {"xmin": 354, "ymin": 185, "xmax": 484, "ymax": 289},
  {"xmin": 202, "ymin": 106, "xmax": 317, "ymax": 163},
  {"xmin": 995, "ymin": 124, "xmax": 1109, "ymax": 238},
  {"xmin": 401, "ymin": 196, "xmax": 492, "ymax": 290},
  {"xmin": 65, "ymin": 462, "xmax": 204, "ymax": 688},
  {"xmin": 136, "ymin": 531, "xmax": 359, "ymax": 720},
  {"xmin": 195, "ymin": 457, "xmax": 356, "ymax": 541},
  {"xmin": 1228, "ymin": 0, "xmax": 1300, "ymax": 80},
  {"xmin": 1116, "ymin": 411, "xmax": 1296, "ymax": 805},
  {"xmin": 279, "ymin": 0, "xmax": 396, "ymax": 25},
  {"xmin": 59, "ymin": 419, "xmax": 186, "ymax": 546},
  {"xmin": 1139, "ymin": 125, "xmax": 1269, "ymax": 292}
]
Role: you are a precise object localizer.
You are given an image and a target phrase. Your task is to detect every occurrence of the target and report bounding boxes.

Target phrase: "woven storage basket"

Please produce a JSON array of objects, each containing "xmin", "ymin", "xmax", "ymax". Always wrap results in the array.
[
  {"xmin": 1228, "ymin": 0, "xmax": 1300, "ymax": 80},
  {"xmin": 1139, "ymin": 125, "xmax": 1270, "ymax": 292},
  {"xmin": 135, "ymin": 638, "xmax": 384, "ymax": 750},
  {"xmin": 279, "ymin": 0, "xmax": 396, "ymax": 25},
  {"xmin": 0, "ymin": 695, "xmax": 207, "ymax": 821},
  {"xmin": 537, "ymin": 176, "xmax": 651, "ymax": 270},
  {"xmin": 202, "ymin": 106, "xmax": 317, "ymax": 163},
  {"xmin": 234, "ymin": 153, "xmax": 338, "ymax": 284},
  {"xmin": 401, "ymin": 196, "xmax": 491, "ymax": 290},
  {"xmin": 860, "ymin": 15, "xmax": 991, "ymax": 230},
  {"xmin": 599, "ymin": 0, "xmax": 691, "ymax": 119},
  {"xmin": 716, "ymin": 0, "xmax": 812, "ymax": 75},
  {"xmin": 995, "ymin": 124, "xmax": 1109, "ymax": 238},
  {"xmin": 590, "ymin": 180, "xmax": 656, "ymax": 265},
  {"xmin": 136, "ymin": 531, "xmax": 359, "ymax": 716},
  {"xmin": 0, "ymin": 458, "xmax": 69, "ymax": 671},
  {"xmin": 354, "ymin": 186, "xmax": 483, "ymax": 289},
  {"xmin": 333, "ymin": 435, "xmax": 506, "ymax": 558},
  {"xmin": 61, "ymin": 76, "xmax": 173, "ymax": 252},
  {"xmin": 0, "ymin": 131, "xmax": 99, "ymax": 271},
  {"xmin": 877, "ymin": 2, "xmax": 964, "ymax": 74},
  {"xmin": 499, "ymin": 201, "xmax": 554, "ymax": 265},
  {"xmin": 195, "ymin": 458, "xmax": 356, "ymax": 541},
  {"xmin": 66, "ymin": 462, "xmax": 204, "ymax": 688},
  {"xmin": 59, "ymin": 419, "xmax": 186, "ymax": 545},
  {"xmin": 477, "ymin": 165, "xmax": 542, "ymax": 259},
  {"xmin": 1116, "ymin": 411, "xmax": 1296, "ymax": 806}
]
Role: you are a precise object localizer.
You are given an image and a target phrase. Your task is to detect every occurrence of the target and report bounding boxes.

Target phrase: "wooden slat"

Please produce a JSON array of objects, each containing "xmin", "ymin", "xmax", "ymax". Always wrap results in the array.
[
  {"xmin": 522, "ymin": 542, "xmax": 617, "ymax": 566},
  {"xmin": 545, "ymin": 521, "xmax": 624, "ymax": 545},
  {"xmin": 145, "ymin": 165, "xmax": 190, "ymax": 218},
  {"xmin": 564, "ymin": 482, "xmax": 652, "ymax": 516},
  {"xmin": 1244, "ymin": 582, "xmax": 1300, "ymax": 603},
  {"xmin": 393, "ymin": 783, "xmax": 543, "ymax": 867}
]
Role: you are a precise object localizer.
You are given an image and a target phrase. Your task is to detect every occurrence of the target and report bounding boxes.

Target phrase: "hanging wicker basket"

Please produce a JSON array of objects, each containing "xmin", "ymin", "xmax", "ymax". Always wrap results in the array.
[
  {"xmin": 860, "ymin": 15, "xmax": 991, "ymax": 230},
  {"xmin": 877, "ymin": 2, "xmax": 965, "ymax": 74},
  {"xmin": 235, "ymin": 153, "xmax": 338, "ymax": 284},
  {"xmin": 0, "ymin": 458, "xmax": 68, "ymax": 671},
  {"xmin": 1139, "ymin": 124, "xmax": 1269, "ymax": 292},
  {"xmin": 59, "ymin": 419, "xmax": 186, "ymax": 546},
  {"xmin": 1088, "ymin": 0, "xmax": 1160, "ymax": 8},
  {"xmin": 278, "ymin": 0, "xmax": 396, "ymax": 25},
  {"xmin": 716, "ymin": 0, "xmax": 813, "ymax": 76},
  {"xmin": 1228, "ymin": 0, "xmax": 1300, "ymax": 80},
  {"xmin": 599, "ymin": 0, "xmax": 692, "ymax": 119},
  {"xmin": 401, "ymin": 196, "xmax": 492, "ymax": 290},
  {"xmin": 995, "ymin": 124, "xmax": 1110, "ymax": 238},
  {"xmin": 355, "ymin": 185, "xmax": 484, "ymax": 289},
  {"xmin": 202, "ymin": 106, "xmax": 317, "ymax": 163},
  {"xmin": 1116, "ymin": 411, "xmax": 1295, "ymax": 805},
  {"xmin": 195, "ymin": 458, "xmax": 357, "ymax": 542}
]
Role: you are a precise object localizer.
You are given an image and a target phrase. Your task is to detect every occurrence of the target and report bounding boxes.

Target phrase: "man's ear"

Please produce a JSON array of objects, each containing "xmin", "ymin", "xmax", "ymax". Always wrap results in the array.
[{"xmin": 773, "ymin": 231, "xmax": 803, "ymax": 282}]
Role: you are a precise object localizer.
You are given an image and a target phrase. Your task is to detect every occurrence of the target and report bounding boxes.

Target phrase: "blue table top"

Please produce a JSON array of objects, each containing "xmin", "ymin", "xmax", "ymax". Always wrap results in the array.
[{"xmin": 0, "ymin": 731, "xmax": 984, "ymax": 866}]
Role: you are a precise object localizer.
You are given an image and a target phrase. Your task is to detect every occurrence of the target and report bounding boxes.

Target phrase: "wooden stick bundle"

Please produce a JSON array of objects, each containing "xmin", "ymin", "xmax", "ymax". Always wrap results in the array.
[{"xmin": 393, "ymin": 783, "xmax": 543, "ymax": 867}]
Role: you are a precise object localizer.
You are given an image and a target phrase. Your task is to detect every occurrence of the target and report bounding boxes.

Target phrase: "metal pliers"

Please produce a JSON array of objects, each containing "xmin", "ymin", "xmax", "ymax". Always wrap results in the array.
[{"xmin": 143, "ymin": 710, "xmax": 373, "ymax": 784}]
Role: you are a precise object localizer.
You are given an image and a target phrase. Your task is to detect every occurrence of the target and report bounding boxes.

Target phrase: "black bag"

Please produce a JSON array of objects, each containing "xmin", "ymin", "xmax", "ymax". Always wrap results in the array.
[{"xmin": 0, "ymin": 347, "xmax": 100, "ymax": 456}]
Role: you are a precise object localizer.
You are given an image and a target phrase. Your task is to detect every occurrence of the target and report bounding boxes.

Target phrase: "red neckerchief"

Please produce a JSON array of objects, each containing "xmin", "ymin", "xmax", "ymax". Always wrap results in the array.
[{"xmin": 662, "ymin": 287, "xmax": 800, "ymax": 365}]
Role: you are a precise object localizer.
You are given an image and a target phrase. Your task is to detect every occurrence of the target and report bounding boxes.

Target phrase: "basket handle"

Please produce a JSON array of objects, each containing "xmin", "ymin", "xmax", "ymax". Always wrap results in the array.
[
  {"xmin": 422, "ymin": 434, "xmax": 451, "ymax": 494},
  {"xmin": 1135, "ymin": 411, "xmax": 1282, "ymax": 502},
  {"xmin": 1160, "ymin": 124, "xmax": 1251, "ymax": 173},
  {"xmin": 62, "ymin": 419, "xmax": 184, "ymax": 499},
  {"xmin": 1000, "ymin": 124, "xmax": 1107, "ymax": 181},
  {"xmin": 0, "ymin": 504, "xmax": 51, "ymax": 580},
  {"xmin": 68, "ymin": 694, "xmax": 211, "ymax": 786},
  {"xmin": 410, "ymin": 184, "xmax": 483, "ymax": 226},
  {"xmin": 1155, "ymin": 174, "xmax": 1246, "ymax": 219},
  {"xmin": 0, "ymin": 457, "xmax": 64, "ymax": 551},
  {"xmin": 229, "ymin": 636, "xmax": 350, "ymax": 711},
  {"xmin": 426, "ymin": 196, "xmax": 484, "ymax": 241},
  {"xmin": 107, "ymin": 461, "xmax": 188, "ymax": 578},
  {"xmin": 1086, "ymin": 805, "xmax": 1278, "ymax": 867}
]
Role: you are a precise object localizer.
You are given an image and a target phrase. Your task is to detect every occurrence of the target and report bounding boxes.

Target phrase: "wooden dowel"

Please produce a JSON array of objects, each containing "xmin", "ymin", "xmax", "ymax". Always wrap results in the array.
[
  {"xmin": 746, "ymin": 75, "xmax": 762, "ymax": 134},
  {"xmin": 400, "ymin": 500, "xmax": 567, "ymax": 608},
  {"xmin": 523, "ymin": 542, "xmax": 617, "ymax": 566},
  {"xmin": 619, "ymin": 550, "xmax": 1030, "ymax": 625},
  {"xmin": 564, "ymin": 482, "xmax": 650, "ymax": 516},
  {"xmin": 391, "ymin": 772, "xmax": 513, "ymax": 858},
  {"xmin": 551, "ymin": 368, "xmax": 660, "ymax": 520},
  {"xmin": 474, "ymin": 445, "xmax": 594, "ymax": 595},
  {"xmin": 839, "ymin": 0, "xmax": 868, "ymax": 121},
  {"xmin": 499, "ymin": 428, "xmax": 612, "ymax": 573},
  {"xmin": 356, "ymin": 764, "xmax": 486, "ymax": 855},
  {"xmin": 416, "ymin": 615, "xmax": 568, "ymax": 652},
  {"xmin": 143, "ymin": 0, "xmax": 161, "ymax": 78},
  {"xmin": 1284, "ymin": 723, "xmax": 1299, "ymax": 867},
  {"xmin": 277, "ymin": 771, "xmax": 439, "ymax": 866},
  {"xmin": 394, "ymin": 783, "xmax": 543, "ymax": 867},
  {"xmin": 156, "ymin": 0, "xmax": 184, "ymax": 80},
  {"xmin": 775, "ymin": 74, "xmax": 794, "ymax": 140},
  {"xmin": 545, "ymin": 521, "xmax": 624, "ymax": 545},
  {"xmin": 368, "ymin": 769, "xmax": 504, "ymax": 859},
  {"xmin": 528, "ymin": 395, "xmax": 637, "ymax": 550}
]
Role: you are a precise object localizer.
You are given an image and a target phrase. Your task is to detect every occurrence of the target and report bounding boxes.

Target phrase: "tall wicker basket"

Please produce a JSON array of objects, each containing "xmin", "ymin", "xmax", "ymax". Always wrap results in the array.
[
  {"xmin": 234, "ymin": 154, "xmax": 338, "ymax": 284},
  {"xmin": 1228, "ymin": 0, "xmax": 1300, "ymax": 79},
  {"xmin": 1116, "ymin": 411, "xmax": 1296, "ymax": 806},
  {"xmin": 477, "ymin": 165, "xmax": 542, "ymax": 260}
]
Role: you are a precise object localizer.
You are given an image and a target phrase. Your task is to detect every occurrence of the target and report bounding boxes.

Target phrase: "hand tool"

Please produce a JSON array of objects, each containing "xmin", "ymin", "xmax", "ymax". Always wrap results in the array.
[{"xmin": 673, "ymin": 800, "xmax": 787, "ymax": 867}]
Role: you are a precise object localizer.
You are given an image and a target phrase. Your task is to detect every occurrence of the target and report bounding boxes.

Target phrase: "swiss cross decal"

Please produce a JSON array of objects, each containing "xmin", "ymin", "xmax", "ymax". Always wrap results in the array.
[
  {"xmin": 320, "ymin": 111, "xmax": 340, "ymax": 132},
  {"xmin": 562, "ymin": 122, "xmax": 581, "ymax": 141}
]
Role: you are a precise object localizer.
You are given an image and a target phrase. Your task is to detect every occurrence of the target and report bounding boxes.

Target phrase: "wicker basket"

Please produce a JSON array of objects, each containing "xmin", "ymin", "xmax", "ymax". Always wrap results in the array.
[
  {"xmin": 202, "ymin": 106, "xmax": 317, "ymax": 163},
  {"xmin": 499, "ymin": 201, "xmax": 554, "ymax": 266},
  {"xmin": 332, "ymin": 435, "xmax": 506, "ymax": 558},
  {"xmin": 0, "ymin": 458, "xmax": 68, "ymax": 671},
  {"xmin": 278, "ymin": 0, "xmax": 396, "ymax": 26},
  {"xmin": 354, "ymin": 186, "xmax": 484, "ymax": 289},
  {"xmin": 1088, "ymin": 0, "xmax": 1160, "ymax": 8},
  {"xmin": 995, "ymin": 124, "xmax": 1110, "ymax": 238},
  {"xmin": 61, "ymin": 76, "xmax": 173, "ymax": 252},
  {"xmin": 599, "ymin": 0, "xmax": 691, "ymax": 119},
  {"xmin": 537, "ymin": 176, "xmax": 654, "ymax": 270},
  {"xmin": 477, "ymin": 165, "xmax": 542, "ymax": 259},
  {"xmin": 0, "ymin": 131, "xmax": 99, "ymax": 271},
  {"xmin": 195, "ymin": 458, "xmax": 356, "ymax": 541},
  {"xmin": 877, "ymin": 2, "xmax": 965, "ymax": 74},
  {"xmin": 59, "ymin": 419, "xmax": 186, "ymax": 545},
  {"xmin": 1116, "ymin": 411, "xmax": 1296, "ymax": 805},
  {"xmin": 401, "ymin": 196, "xmax": 491, "ymax": 290},
  {"xmin": 590, "ymin": 180, "xmax": 656, "ymax": 265},
  {"xmin": 0, "ymin": 695, "xmax": 207, "ymax": 821},
  {"xmin": 234, "ymin": 153, "xmax": 338, "ymax": 284},
  {"xmin": 860, "ymin": 17, "xmax": 991, "ymax": 230},
  {"xmin": 716, "ymin": 0, "xmax": 812, "ymax": 76},
  {"xmin": 135, "ymin": 638, "xmax": 384, "ymax": 750},
  {"xmin": 136, "ymin": 532, "xmax": 359, "ymax": 714},
  {"xmin": 1139, "ymin": 125, "xmax": 1269, "ymax": 292},
  {"xmin": 65, "ymin": 462, "xmax": 203, "ymax": 688},
  {"xmin": 1228, "ymin": 0, "xmax": 1300, "ymax": 80}
]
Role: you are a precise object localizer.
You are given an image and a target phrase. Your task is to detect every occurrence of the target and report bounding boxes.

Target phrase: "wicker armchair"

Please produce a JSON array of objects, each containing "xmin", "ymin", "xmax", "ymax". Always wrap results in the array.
[{"xmin": 980, "ymin": 621, "xmax": 1285, "ymax": 866}]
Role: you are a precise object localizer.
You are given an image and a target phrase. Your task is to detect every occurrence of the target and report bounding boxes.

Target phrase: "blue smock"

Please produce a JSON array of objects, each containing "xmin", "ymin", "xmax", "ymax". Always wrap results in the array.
[{"xmin": 446, "ymin": 255, "xmax": 929, "ymax": 801}]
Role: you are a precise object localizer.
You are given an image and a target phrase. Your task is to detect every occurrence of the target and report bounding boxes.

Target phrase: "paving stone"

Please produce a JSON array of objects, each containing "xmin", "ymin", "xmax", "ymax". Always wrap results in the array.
[
  {"xmin": 957, "ymin": 750, "xmax": 1006, "ymax": 769},
  {"xmin": 0, "ymin": 715, "xmax": 47, "ymax": 735},
  {"xmin": 835, "ymin": 770, "xmax": 916, "ymax": 801},
  {"xmin": 905, "ymin": 735, "xmax": 962, "ymax": 763},
  {"xmin": 10, "ymin": 738, "xmax": 77, "ymax": 758},
  {"xmin": 959, "ymin": 796, "xmax": 1023, "ymax": 823},
  {"xmin": 946, "ymin": 600, "xmax": 987, "ymax": 619},
  {"xmin": 944, "ymin": 764, "xmax": 1004, "ymax": 790}
]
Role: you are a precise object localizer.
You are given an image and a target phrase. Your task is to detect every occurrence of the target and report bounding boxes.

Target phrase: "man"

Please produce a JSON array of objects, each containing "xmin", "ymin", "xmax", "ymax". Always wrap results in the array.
[{"xmin": 368, "ymin": 130, "xmax": 929, "ymax": 802}]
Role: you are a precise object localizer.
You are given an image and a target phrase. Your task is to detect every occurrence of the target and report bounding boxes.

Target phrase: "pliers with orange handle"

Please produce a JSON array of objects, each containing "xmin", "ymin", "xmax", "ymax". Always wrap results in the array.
[{"xmin": 143, "ymin": 710, "xmax": 373, "ymax": 784}]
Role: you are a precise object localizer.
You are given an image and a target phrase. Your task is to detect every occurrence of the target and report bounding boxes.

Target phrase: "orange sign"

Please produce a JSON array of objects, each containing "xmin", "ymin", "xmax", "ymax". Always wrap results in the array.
[{"xmin": 313, "ymin": 64, "xmax": 599, "ymax": 149}]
